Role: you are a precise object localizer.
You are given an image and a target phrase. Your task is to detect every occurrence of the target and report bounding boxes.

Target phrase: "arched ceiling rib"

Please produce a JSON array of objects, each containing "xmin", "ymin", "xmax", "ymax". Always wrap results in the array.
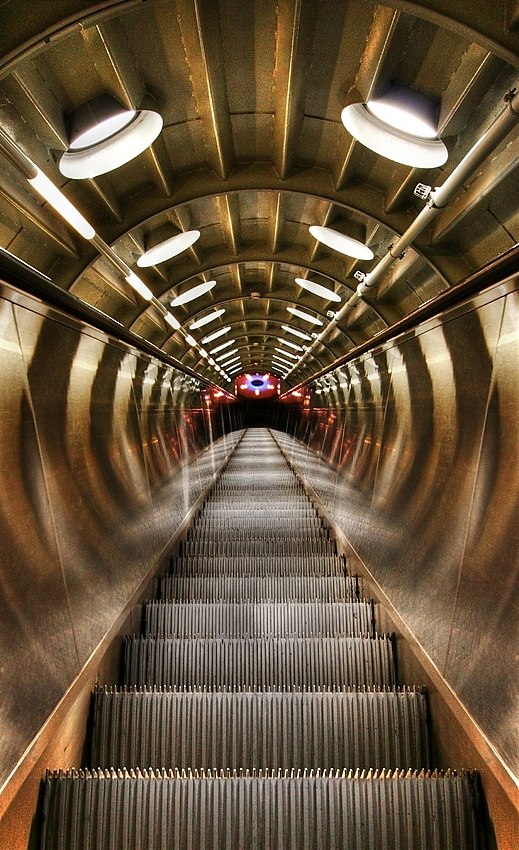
[{"xmin": 0, "ymin": 0, "xmax": 517, "ymax": 388}]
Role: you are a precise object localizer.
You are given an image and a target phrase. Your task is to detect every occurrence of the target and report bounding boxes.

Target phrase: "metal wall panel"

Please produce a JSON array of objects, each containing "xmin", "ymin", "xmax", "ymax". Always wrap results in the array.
[
  {"xmin": 0, "ymin": 283, "xmax": 242, "ymax": 798},
  {"xmin": 285, "ymin": 277, "xmax": 519, "ymax": 781}
]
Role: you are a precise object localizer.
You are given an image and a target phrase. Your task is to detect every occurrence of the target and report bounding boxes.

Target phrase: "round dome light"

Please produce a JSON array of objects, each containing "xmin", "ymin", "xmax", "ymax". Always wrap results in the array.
[
  {"xmin": 295, "ymin": 277, "xmax": 341, "ymax": 302},
  {"xmin": 137, "ymin": 230, "xmax": 200, "ymax": 267},
  {"xmin": 60, "ymin": 109, "xmax": 163, "ymax": 179},
  {"xmin": 309, "ymin": 225, "xmax": 374, "ymax": 260},
  {"xmin": 170, "ymin": 280, "xmax": 216, "ymax": 307},
  {"xmin": 341, "ymin": 100, "xmax": 448, "ymax": 169}
]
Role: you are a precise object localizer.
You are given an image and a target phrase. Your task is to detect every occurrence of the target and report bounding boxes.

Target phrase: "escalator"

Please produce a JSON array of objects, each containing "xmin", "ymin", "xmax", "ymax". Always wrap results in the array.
[{"xmin": 40, "ymin": 428, "xmax": 484, "ymax": 848}]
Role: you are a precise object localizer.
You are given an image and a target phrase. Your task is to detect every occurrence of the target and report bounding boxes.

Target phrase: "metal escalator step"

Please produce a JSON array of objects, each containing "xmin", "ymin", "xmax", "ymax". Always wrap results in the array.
[
  {"xmin": 41, "ymin": 770, "xmax": 482, "ymax": 850},
  {"xmin": 123, "ymin": 636, "xmax": 395, "ymax": 689},
  {"xmin": 180, "ymin": 539, "xmax": 337, "ymax": 556},
  {"xmin": 158, "ymin": 575, "xmax": 362, "ymax": 602},
  {"xmin": 143, "ymin": 601, "xmax": 374, "ymax": 638},
  {"xmin": 170, "ymin": 554, "xmax": 348, "ymax": 576},
  {"xmin": 90, "ymin": 686, "xmax": 429, "ymax": 771}
]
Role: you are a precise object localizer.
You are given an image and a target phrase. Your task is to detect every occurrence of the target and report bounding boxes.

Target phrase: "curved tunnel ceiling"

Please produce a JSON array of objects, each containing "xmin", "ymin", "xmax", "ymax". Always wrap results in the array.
[{"xmin": 0, "ymin": 0, "xmax": 517, "ymax": 387}]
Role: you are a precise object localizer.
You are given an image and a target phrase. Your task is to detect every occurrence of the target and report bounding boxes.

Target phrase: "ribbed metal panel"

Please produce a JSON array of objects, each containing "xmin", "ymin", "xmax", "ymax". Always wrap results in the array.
[
  {"xmin": 41, "ymin": 770, "xmax": 482, "ymax": 850},
  {"xmin": 123, "ymin": 636, "xmax": 395, "ymax": 688},
  {"xmin": 143, "ymin": 601, "xmax": 374, "ymax": 638},
  {"xmin": 158, "ymin": 575, "xmax": 362, "ymax": 602},
  {"xmin": 91, "ymin": 687, "xmax": 429, "ymax": 771}
]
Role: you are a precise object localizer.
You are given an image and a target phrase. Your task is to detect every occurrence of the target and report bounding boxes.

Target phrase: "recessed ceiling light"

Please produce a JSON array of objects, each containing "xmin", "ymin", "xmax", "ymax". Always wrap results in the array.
[
  {"xmin": 201, "ymin": 325, "xmax": 231, "ymax": 344},
  {"xmin": 295, "ymin": 277, "xmax": 341, "ymax": 302},
  {"xmin": 171, "ymin": 280, "xmax": 216, "ymax": 306},
  {"xmin": 277, "ymin": 337, "xmax": 303, "ymax": 351},
  {"xmin": 210, "ymin": 339, "xmax": 236, "ymax": 355},
  {"xmin": 287, "ymin": 306, "xmax": 323, "ymax": 326},
  {"xmin": 341, "ymin": 85, "xmax": 448, "ymax": 168},
  {"xmin": 137, "ymin": 230, "xmax": 200, "ymax": 267},
  {"xmin": 221, "ymin": 356, "xmax": 241, "ymax": 367},
  {"xmin": 309, "ymin": 226, "xmax": 374, "ymax": 260},
  {"xmin": 59, "ymin": 94, "xmax": 163, "ymax": 178},
  {"xmin": 281, "ymin": 324, "xmax": 312, "ymax": 341},
  {"xmin": 273, "ymin": 356, "xmax": 293, "ymax": 367},
  {"xmin": 274, "ymin": 347, "xmax": 298, "ymax": 360},
  {"xmin": 184, "ymin": 334, "xmax": 197, "ymax": 346},
  {"xmin": 189, "ymin": 309, "xmax": 225, "ymax": 330}
]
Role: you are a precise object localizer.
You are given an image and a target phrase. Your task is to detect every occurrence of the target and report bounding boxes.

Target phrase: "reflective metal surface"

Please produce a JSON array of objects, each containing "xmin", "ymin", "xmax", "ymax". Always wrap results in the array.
[
  {"xmin": 0, "ymin": 280, "xmax": 243, "ymax": 800},
  {"xmin": 281, "ymin": 275, "xmax": 519, "ymax": 782}
]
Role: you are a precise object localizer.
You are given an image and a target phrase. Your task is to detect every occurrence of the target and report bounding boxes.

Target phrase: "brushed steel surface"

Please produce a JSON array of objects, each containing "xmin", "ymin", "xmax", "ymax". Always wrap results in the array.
[
  {"xmin": 0, "ymin": 283, "xmax": 242, "ymax": 797},
  {"xmin": 282, "ymin": 277, "xmax": 519, "ymax": 780},
  {"xmin": 0, "ymin": 298, "xmax": 79, "ymax": 791}
]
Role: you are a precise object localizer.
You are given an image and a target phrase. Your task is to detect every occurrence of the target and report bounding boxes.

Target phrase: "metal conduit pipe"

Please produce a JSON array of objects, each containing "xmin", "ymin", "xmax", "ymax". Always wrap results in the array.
[{"xmin": 292, "ymin": 86, "xmax": 519, "ymax": 377}]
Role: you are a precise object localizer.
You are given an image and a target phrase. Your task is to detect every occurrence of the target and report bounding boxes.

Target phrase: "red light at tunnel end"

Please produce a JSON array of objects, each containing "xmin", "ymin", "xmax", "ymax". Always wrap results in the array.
[{"xmin": 235, "ymin": 372, "xmax": 280, "ymax": 399}]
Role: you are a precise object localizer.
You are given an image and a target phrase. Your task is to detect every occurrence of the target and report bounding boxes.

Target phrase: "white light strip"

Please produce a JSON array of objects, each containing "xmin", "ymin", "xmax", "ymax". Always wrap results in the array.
[
  {"xmin": 185, "ymin": 334, "xmax": 196, "ymax": 346},
  {"xmin": 210, "ymin": 338, "xmax": 235, "ymax": 355},
  {"xmin": 295, "ymin": 277, "xmax": 341, "ymax": 302},
  {"xmin": 189, "ymin": 309, "xmax": 225, "ymax": 330},
  {"xmin": 274, "ymin": 347, "xmax": 298, "ymax": 360},
  {"xmin": 272, "ymin": 360, "xmax": 291, "ymax": 371},
  {"xmin": 201, "ymin": 326, "xmax": 231, "ymax": 344},
  {"xmin": 164, "ymin": 312, "xmax": 181, "ymax": 330},
  {"xmin": 281, "ymin": 324, "xmax": 312, "ymax": 341},
  {"xmin": 287, "ymin": 306, "xmax": 323, "ymax": 326},
  {"xmin": 221, "ymin": 356, "xmax": 241, "ymax": 367},
  {"xmin": 28, "ymin": 169, "xmax": 96, "ymax": 239},
  {"xmin": 125, "ymin": 271, "xmax": 153, "ymax": 301},
  {"xmin": 216, "ymin": 348, "xmax": 238, "ymax": 362},
  {"xmin": 277, "ymin": 337, "xmax": 303, "ymax": 351}
]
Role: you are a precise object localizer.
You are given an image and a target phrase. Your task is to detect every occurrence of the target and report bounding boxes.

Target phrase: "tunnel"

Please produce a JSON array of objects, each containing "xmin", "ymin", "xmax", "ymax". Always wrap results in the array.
[{"xmin": 0, "ymin": 2, "xmax": 518, "ymax": 848}]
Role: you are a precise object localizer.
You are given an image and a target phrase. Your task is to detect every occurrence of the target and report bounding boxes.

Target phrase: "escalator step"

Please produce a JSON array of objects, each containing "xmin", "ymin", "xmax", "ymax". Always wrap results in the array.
[
  {"xmin": 90, "ymin": 686, "xmax": 429, "ymax": 771},
  {"xmin": 123, "ymin": 636, "xmax": 395, "ymax": 689},
  {"xmin": 171, "ymin": 555, "xmax": 347, "ymax": 575},
  {"xmin": 158, "ymin": 575, "xmax": 362, "ymax": 602},
  {"xmin": 41, "ymin": 770, "xmax": 482, "ymax": 850},
  {"xmin": 143, "ymin": 601, "xmax": 374, "ymax": 638}
]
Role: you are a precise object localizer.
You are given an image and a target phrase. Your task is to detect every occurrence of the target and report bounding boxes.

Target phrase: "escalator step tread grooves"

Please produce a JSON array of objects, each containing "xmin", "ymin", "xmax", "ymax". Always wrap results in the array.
[{"xmin": 40, "ymin": 428, "xmax": 483, "ymax": 849}]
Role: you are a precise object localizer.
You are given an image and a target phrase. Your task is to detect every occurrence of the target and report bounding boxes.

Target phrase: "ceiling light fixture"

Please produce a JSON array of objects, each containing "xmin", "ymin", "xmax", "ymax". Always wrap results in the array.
[
  {"xmin": 274, "ymin": 347, "xmax": 298, "ymax": 360},
  {"xmin": 273, "ymin": 356, "xmax": 293, "ymax": 367},
  {"xmin": 59, "ymin": 94, "xmax": 163, "ymax": 179},
  {"xmin": 28, "ymin": 169, "xmax": 96, "ymax": 239},
  {"xmin": 341, "ymin": 85, "xmax": 448, "ymax": 168},
  {"xmin": 221, "ymin": 356, "xmax": 241, "ymax": 367},
  {"xmin": 170, "ymin": 280, "xmax": 216, "ymax": 306},
  {"xmin": 125, "ymin": 271, "xmax": 153, "ymax": 301},
  {"xmin": 189, "ymin": 309, "xmax": 226, "ymax": 330},
  {"xmin": 137, "ymin": 230, "xmax": 200, "ymax": 267},
  {"xmin": 295, "ymin": 277, "xmax": 341, "ymax": 302},
  {"xmin": 281, "ymin": 324, "xmax": 312, "ymax": 341},
  {"xmin": 184, "ymin": 334, "xmax": 196, "ymax": 346},
  {"xmin": 309, "ymin": 225, "xmax": 374, "ymax": 260},
  {"xmin": 287, "ymin": 306, "xmax": 323, "ymax": 326},
  {"xmin": 216, "ymin": 348, "xmax": 238, "ymax": 362},
  {"xmin": 277, "ymin": 337, "xmax": 303, "ymax": 352},
  {"xmin": 201, "ymin": 326, "xmax": 231, "ymax": 344},
  {"xmin": 210, "ymin": 339, "xmax": 236, "ymax": 355}
]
